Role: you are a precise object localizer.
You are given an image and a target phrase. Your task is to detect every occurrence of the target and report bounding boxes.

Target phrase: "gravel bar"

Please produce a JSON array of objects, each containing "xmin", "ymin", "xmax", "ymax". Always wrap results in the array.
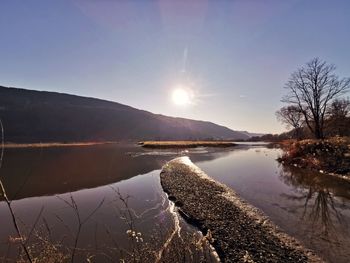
[{"xmin": 160, "ymin": 157, "xmax": 323, "ymax": 263}]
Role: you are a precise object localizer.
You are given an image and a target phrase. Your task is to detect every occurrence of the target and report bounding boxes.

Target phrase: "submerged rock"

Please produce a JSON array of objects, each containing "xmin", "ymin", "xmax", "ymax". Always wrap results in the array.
[{"xmin": 160, "ymin": 157, "xmax": 323, "ymax": 263}]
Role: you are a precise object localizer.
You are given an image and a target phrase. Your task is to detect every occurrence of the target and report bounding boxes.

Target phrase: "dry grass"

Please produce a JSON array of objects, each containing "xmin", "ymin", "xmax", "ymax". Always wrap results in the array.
[
  {"xmin": 278, "ymin": 137, "xmax": 350, "ymax": 175},
  {"xmin": 139, "ymin": 141, "xmax": 236, "ymax": 148}
]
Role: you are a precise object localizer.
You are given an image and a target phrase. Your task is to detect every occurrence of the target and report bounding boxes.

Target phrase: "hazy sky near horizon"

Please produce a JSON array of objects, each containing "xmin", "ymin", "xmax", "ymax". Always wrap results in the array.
[{"xmin": 1, "ymin": 0, "xmax": 350, "ymax": 133}]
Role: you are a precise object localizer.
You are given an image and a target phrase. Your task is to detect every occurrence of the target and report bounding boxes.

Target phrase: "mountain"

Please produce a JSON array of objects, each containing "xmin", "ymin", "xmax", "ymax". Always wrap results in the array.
[
  {"xmin": 238, "ymin": 131, "xmax": 266, "ymax": 138},
  {"xmin": 0, "ymin": 86, "xmax": 250, "ymax": 143}
]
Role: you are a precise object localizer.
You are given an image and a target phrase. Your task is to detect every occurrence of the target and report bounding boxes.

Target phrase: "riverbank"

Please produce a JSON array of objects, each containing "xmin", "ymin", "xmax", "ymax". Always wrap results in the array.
[
  {"xmin": 278, "ymin": 137, "xmax": 350, "ymax": 177},
  {"xmin": 2, "ymin": 141, "xmax": 117, "ymax": 148},
  {"xmin": 140, "ymin": 141, "xmax": 236, "ymax": 148},
  {"xmin": 160, "ymin": 157, "xmax": 323, "ymax": 263}
]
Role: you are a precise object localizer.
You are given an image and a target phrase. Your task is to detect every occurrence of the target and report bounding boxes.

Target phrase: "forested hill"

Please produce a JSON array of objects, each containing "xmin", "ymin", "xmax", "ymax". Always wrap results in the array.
[{"xmin": 0, "ymin": 86, "xmax": 250, "ymax": 143}]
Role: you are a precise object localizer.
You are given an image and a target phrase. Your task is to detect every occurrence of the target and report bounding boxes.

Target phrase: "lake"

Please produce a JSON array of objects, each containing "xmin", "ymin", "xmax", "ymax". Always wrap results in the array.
[{"xmin": 0, "ymin": 143, "xmax": 349, "ymax": 262}]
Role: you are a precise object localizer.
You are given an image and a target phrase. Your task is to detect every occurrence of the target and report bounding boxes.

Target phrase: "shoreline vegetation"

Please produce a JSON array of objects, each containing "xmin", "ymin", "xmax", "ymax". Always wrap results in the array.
[
  {"xmin": 160, "ymin": 157, "xmax": 322, "ymax": 263},
  {"xmin": 139, "ymin": 140, "xmax": 237, "ymax": 148},
  {"xmin": 3, "ymin": 141, "xmax": 117, "ymax": 148},
  {"xmin": 278, "ymin": 137, "xmax": 350, "ymax": 179}
]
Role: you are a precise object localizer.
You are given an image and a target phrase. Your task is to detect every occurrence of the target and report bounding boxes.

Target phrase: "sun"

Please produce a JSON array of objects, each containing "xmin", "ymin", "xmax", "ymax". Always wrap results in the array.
[{"xmin": 172, "ymin": 88, "xmax": 191, "ymax": 106}]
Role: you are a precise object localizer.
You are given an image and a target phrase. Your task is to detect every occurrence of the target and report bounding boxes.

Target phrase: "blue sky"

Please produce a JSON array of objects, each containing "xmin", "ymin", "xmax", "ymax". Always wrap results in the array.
[{"xmin": 1, "ymin": 0, "xmax": 350, "ymax": 133}]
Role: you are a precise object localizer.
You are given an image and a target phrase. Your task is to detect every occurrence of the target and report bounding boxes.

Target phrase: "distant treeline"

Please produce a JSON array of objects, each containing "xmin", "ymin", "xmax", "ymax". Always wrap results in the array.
[{"xmin": 248, "ymin": 115, "xmax": 350, "ymax": 142}]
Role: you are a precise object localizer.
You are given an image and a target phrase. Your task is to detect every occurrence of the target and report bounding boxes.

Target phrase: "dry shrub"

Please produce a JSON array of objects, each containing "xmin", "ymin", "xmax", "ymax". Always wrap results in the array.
[
  {"xmin": 17, "ymin": 235, "xmax": 70, "ymax": 263},
  {"xmin": 279, "ymin": 137, "xmax": 350, "ymax": 174}
]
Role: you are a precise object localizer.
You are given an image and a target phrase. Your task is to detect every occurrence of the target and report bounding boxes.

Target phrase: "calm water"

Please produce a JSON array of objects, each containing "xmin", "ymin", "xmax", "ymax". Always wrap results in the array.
[
  {"xmin": 0, "ymin": 143, "xmax": 349, "ymax": 262},
  {"xmin": 196, "ymin": 146, "xmax": 350, "ymax": 263}
]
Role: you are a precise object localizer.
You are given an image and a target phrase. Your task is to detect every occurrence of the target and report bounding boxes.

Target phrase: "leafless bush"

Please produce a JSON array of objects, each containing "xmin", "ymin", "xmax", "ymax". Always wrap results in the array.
[{"xmin": 57, "ymin": 194, "xmax": 104, "ymax": 263}]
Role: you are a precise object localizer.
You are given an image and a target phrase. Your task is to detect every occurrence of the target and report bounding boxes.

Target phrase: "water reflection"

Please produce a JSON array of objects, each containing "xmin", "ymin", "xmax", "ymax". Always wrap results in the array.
[
  {"xmin": 2, "ymin": 145, "xmax": 350, "ymax": 262},
  {"xmin": 195, "ymin": 147, "xmax": 350, "ymax": 263},
  {"xmin": 279, "ymin": 165, "xmax": 350, "ymax": 238},
  {"xmin": 0, "ymin": 144, "xmax": 229, "ymax": 262},
  {"xmin": 0, "ymin": 144, "xmax": 233, "ymax": 201},
  {"xmin": 277, "ymin": 165, "xmax": 350, "ymax": 263}
]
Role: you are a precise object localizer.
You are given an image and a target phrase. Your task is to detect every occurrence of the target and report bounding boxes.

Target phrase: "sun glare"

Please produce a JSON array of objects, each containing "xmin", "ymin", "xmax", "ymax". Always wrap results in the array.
[{"xmin": 172, "ymin": 88, "xmax": 191, "ymax": 106}]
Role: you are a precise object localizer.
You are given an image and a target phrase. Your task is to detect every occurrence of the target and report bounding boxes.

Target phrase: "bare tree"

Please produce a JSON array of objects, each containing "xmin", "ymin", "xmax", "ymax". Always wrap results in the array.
[
  {"xmin": 276, "ymin": 105, "xmax": 304, "ymax": 139},
  {"xmin": 326, "ymin": 98, "xmax": 350, "ymax": 136},
  {"xmin": 327, "ymin": 98, "xmax": 350, "ymax": 118},
  {"xmin": 282, "ymin": 58, "xmax": 350, "ymax": 139}
]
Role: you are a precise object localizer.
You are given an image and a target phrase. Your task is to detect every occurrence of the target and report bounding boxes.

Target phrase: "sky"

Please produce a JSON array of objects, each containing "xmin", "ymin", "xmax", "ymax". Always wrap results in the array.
[{"xmin": 1, "ymin": 0, "xmax": 350, "ymax": 134}]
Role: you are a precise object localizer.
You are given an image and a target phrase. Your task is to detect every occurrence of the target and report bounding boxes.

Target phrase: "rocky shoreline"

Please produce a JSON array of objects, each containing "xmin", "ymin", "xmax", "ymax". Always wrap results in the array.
[{"xmin": 160, "ymin": 157, "xmax": 323, "ymax": 263}]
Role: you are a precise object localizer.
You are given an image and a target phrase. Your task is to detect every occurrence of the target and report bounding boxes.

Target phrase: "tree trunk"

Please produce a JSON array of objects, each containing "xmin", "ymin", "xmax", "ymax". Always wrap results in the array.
[{"xmin": 314, "ymin": 124, "xmax": 324, "ymax": 139}]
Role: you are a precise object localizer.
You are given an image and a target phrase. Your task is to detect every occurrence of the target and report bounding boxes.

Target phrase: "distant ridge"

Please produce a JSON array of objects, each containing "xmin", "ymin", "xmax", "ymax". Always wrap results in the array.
[
  {"xmin": 0, "ymin": 86, "xmax": 250, "ymax": 143},
  {"xmin": 238, "ymin": 131, "xmax": 266, "ymax": 138}
]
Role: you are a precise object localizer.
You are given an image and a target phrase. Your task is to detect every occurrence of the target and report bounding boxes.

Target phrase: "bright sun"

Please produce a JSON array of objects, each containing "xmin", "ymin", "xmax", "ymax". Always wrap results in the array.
[{"xmin": 172, "ymin": 88, "xmax": 191, "ymax": 106}]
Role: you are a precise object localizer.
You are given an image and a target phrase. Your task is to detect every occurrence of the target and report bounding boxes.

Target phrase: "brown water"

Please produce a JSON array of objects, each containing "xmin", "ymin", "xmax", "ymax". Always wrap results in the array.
[{"xmin": 0, "ymin": 143, "xmax": 349, "ymax": 262}]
